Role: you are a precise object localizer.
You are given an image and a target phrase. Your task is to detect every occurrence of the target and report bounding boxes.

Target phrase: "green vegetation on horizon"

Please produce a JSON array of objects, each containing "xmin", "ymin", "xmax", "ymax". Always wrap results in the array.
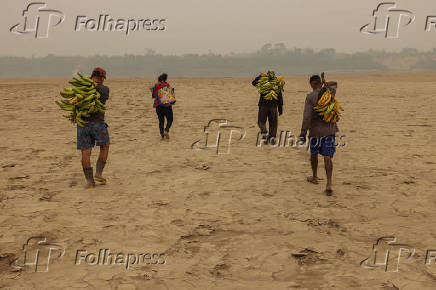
[{"xmin": 1, "ymin": 44, "xmax": 436, "ymax": 78}]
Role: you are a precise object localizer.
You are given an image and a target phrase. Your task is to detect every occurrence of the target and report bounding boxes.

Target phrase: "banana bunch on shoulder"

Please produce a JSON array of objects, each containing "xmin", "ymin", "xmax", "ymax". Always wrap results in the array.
[
  {"xmin": 314, "ymin": 83, "xmax": 344, "ymax": 124},
  {"xmin": 56, "ymin": 72, "xmax": 105, "ymax": 127},
  {"xmin": 255, "ymin": 71, "xmax": 285, "ymax": 101}
]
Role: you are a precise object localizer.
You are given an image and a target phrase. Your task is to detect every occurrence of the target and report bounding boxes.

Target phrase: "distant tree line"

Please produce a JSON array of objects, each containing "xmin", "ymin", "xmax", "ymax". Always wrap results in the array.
[{"xmin": 1, "ymin": 44, "xmax": 435, "ymax": 78}]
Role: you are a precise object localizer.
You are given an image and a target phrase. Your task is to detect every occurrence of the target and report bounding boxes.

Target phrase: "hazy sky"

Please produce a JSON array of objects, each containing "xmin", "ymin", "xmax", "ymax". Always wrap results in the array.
[{"xmin": 1, "ymin": 0, "xmax": 436, "ymax": 56}]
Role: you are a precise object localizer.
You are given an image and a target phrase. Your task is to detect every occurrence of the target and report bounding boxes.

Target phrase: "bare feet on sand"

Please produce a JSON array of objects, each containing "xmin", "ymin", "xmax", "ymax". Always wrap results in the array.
[
  {"xmin": 307, "ymin": 176, "xmax": 319, "ymax": 184},
  {"xmin": 325, "ymin": 185, "xmax": 333, "ymax": 196},
  {"xmin": 85, "ymin": 183, "xmax": 95, "ymax": 189}
]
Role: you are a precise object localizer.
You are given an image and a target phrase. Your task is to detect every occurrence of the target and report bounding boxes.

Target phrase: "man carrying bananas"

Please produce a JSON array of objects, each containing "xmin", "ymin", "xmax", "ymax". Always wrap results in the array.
[
  {"xmin": 77, "ymin": 67, "xmax": 110, "ymax": 188},
  {"xmin": 299, "ymin": 75, "xmax": 338, "ymax": 196},
  {"xmin": 252, "ymin": 71, "xmax": 284, "ymax": 145}
]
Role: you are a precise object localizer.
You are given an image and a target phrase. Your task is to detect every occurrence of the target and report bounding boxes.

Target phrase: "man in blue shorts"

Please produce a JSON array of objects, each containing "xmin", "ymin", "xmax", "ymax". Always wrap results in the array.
[
  {"xmin": 77, "ymin": 67, "xmax": 110, "ymax": 188},
  {"xmin": 299, "ymin": 75, "xmax": 339, "ymax": 196}
]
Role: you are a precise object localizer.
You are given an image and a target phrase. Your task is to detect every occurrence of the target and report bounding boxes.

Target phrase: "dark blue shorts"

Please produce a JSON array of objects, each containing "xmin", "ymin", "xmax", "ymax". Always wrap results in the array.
[
  {"xmin": 77, "ymin": 122, "xmax": 110, "ymax": 150},
  {"xmin": 309, "ymin": 135, "xmax": 336, "ymax": 158}
]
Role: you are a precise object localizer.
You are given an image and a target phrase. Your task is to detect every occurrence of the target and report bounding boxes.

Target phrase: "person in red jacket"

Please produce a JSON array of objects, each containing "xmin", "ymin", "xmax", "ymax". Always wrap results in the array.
[{"xmin": 151, "ymin": 73, "xmax": 175, "ymax": 140}]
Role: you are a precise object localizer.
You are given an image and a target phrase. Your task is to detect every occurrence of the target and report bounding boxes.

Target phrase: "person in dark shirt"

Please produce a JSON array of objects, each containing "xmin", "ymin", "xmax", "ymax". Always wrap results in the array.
[
  {"xmin": 151, "ymin": 73, "xmax": 174, "ymax": 140},
  {"xmin": 299, "ymin": 75, "xmax": 339, "ymax": 196},
  {"xmin": 77, "ymin": 67, "xmax": 110, "ymax": 188},
  {"xmin": 252, "ymin": 72, "xmax": 284, "ymax": 145}
]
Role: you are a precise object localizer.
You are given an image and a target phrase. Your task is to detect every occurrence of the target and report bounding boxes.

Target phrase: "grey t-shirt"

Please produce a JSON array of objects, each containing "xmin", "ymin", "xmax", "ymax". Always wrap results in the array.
[
  {"xmin": 82, "ymin": 84, "xmax": 109, "ymax": 123},
  {"xmin": 300, "ymin": 85, "xmax": 339, "ymax": 138}
]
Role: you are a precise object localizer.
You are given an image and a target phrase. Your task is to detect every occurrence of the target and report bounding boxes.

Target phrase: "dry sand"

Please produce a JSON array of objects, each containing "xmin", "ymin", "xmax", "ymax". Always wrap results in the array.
[{"xmin": 0, "ymin": 73, "xmax": 435, "ymax": 289}]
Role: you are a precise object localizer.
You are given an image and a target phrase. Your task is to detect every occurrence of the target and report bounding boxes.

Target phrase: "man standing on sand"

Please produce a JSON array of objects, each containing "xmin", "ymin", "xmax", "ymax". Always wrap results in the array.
[
  {"xmin": 252, "ymin": 71, "xmax": 284, "ymax": 145},
  {"xmin": 77, "ymin": 67, "xmax": 110, "ymax": 188},
  {"xmin": 299, "ymin": 75, "xmax": 338, "ymax": 196}
]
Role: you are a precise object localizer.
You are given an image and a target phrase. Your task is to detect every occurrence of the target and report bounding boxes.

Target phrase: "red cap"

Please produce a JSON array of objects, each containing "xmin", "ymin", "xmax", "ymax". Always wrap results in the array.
[{"xmin": 92, "ymin": 67, "xmax": 106, "ymax": 79}]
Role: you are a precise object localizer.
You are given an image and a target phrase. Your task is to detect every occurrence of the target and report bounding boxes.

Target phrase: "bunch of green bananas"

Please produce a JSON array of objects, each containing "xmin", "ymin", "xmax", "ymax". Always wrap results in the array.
[
  {"xmin": 314, "ymin": 87, "xmax": 344, "ymax": 123},
  {"xmin": 255, "ymin": 71, "xmax": 285, "ymax": 101},
  {"xmin": 55, "ymin": 72, "xmax": 105, "ymax": 127}
]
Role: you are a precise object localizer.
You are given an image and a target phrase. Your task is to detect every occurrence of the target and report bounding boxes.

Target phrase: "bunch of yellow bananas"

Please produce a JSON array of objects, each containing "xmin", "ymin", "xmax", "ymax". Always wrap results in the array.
[
  {"xmin": 55, "ymin": 72, "xmax": 105, "ymax": 127},
  {"xmin": 314, "ymin": 88, "xmax": 344, "ymax": 123},
  {"xmin": 255, "ymin": 72, "xmax": 285, "ymax": 101}
]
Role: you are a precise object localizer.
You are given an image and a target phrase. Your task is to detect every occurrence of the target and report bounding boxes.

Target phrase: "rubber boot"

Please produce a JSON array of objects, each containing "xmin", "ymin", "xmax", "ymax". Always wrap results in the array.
[{"xmin": 83, "ymin": 167, "xmax": 95, "ymax": 189}]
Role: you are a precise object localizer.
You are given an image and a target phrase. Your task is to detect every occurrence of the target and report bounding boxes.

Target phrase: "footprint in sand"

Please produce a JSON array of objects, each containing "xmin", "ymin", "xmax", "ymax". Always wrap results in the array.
[
  {"xmin": 2, "ymin": 164, "xmax": 16, "ymax": 168},
  {"xmin": 39, "ymin": 192, "xmax": 56, "ymax": 202},
  {"xmin": 7, "ymin": 185, "xmax": 26, "ymax": 191},
  {"xmin": 151, "ymin": 200, "xmax": 170, "ymax": 207},
  {"xmin": 9, "ymin": 175, "xmax": 30, "ymax": 180},
  {"xmin": 170, "ymin": 219, "xmax": 184, "ymax": 227},
  {"xmin": 291, "ymin": 248, "xmax": 327, "ymax": 266},
  {"xmin": 209, "ymin": 263, "xmax": 230, "ymax": 278}
]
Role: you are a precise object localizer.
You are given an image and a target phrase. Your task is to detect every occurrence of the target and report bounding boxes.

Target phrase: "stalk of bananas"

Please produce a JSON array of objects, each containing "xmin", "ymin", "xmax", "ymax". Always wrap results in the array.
[
  {"xmin": 55, "ymin": 72, "xmax": 105, "ymax": 127},
  {"xmin": 314, "ymin": 75, "xmax": 344, "ymax": 123},
  {"xmin": 255, "ymin": 71, "xmax": 285, "ymax": 101}
]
